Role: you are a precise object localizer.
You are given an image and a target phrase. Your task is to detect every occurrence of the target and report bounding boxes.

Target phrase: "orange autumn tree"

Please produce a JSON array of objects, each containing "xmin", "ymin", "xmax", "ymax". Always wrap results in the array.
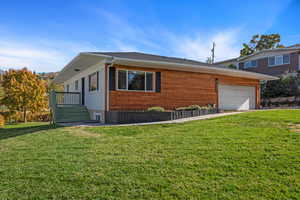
[{"xmin": 1, "ymin": 68, "xmax": 47, "ymax": 122}]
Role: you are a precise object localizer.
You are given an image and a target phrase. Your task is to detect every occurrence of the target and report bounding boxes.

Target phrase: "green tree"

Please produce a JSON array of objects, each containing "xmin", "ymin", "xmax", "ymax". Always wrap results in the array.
[
  {"xmin": 1, "ymin": 68, "xmax": 47, "ymax": 122},
  {"xmin": 227, "ymin": 64, "xmax": 237, "ymax": 69},
  {"xmin": 240, "ymin": 34, "xmax": 285, "ymax": 56},
  {"xmin": 261, "ymin": 74, "xmax": 300, "ymax": 98}
]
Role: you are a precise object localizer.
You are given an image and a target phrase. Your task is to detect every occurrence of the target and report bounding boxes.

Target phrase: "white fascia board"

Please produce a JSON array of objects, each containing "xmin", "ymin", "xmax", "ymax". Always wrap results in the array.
[{"xmin": 54, "ymin": 53, "xmax": 111, "ymax": 83}]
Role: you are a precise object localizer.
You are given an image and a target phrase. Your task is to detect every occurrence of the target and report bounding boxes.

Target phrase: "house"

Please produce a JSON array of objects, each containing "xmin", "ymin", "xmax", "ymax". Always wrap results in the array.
[
  {"xmin": 52, "ymin": 52, "xmax": 276, "ymax": 123},
  {"xmin": 216, "ymin": 44, "xmax": 300, "ymax": 76}
]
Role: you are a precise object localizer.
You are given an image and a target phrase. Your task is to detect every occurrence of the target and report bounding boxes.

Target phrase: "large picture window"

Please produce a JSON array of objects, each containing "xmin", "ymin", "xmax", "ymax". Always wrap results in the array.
[
  {"xmin": 117, "ymin": 69, "xmax": 154, "ymax": 91},
  {"xmin": 89, "ymin": 72, "xmax": 98, "ymax": 91}
]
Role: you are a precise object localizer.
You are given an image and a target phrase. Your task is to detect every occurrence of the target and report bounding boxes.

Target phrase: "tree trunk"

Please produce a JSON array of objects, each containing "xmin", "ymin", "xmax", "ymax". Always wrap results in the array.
[{"xmin": 23, "ymin": 109, "xmax": 27, "ymax": 123}]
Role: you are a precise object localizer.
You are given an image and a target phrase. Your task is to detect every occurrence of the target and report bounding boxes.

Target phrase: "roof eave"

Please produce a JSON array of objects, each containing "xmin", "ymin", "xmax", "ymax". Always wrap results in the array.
[
  {"xmin": 112, "ymin": 57, "xmax": 278, "ymax": 81},
  {"xmin": 237, "ymin": 47, "xmax": 300, "ymax": 61},
  {"xmin": 54, "ymin": 52, "xmax": 278, "ymax": 84}
]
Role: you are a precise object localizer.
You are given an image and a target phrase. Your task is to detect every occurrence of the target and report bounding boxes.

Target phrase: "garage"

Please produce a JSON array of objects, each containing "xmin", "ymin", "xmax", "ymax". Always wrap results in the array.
[{"xmin": 218, "ymin": 85, "xmax": 256, "ymax": 110}]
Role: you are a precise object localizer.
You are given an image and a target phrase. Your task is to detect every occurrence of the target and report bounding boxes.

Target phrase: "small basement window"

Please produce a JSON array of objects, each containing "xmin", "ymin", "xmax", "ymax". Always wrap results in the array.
[{"xmin": 94, "ymin": 112, "xmax": 101, "ymax": 121}]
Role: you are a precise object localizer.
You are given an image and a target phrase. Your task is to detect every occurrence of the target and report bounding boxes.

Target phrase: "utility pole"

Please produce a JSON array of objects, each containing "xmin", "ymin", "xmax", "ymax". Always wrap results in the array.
[{"xmin": 211, "ymin": 42, "xmax": 216, "ymax": 63}]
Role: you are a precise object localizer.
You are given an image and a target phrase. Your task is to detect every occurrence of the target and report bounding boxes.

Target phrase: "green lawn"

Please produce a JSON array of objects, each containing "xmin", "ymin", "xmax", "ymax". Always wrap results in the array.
[{"xmin": 0, "ymin": 110, "xmax": 300, "ymax": 200}]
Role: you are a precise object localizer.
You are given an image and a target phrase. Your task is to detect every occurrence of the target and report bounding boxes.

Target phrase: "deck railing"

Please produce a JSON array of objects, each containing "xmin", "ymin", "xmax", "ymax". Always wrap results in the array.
[
  {"xmin": 49, "ymin": 91, "xmax": 82, "ymax": 124},
  {"xmin": 55, "ymin": 92, "xmax": 81, "ymax": 105},
  {"xmin": 49, "ymin": 91, "xmax": 81, "ymax": 107}
]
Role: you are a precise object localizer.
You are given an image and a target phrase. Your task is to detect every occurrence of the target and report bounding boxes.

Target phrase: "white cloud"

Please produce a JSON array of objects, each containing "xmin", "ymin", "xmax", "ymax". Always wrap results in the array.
[
  {"xmin": 93, "ymin": 9, "xmax": 242, "ymax": 62},
  {"xmin": 112, "ymin": 40, "xmax": 138, "ymax": 52},
  {"xmin": 170, "ymin": 29, "xmax": 241, "ymax": 62},
  {"xmin": 0, "ymin": 38, "xmax": 99, "ymax": 72},
  {"xmin": 0, "ymin": 9, "xmax": 243, "ymax": 72},
  {"xmin": 93, "ymin": 8, "xmax": 161, "ymax": 50}
]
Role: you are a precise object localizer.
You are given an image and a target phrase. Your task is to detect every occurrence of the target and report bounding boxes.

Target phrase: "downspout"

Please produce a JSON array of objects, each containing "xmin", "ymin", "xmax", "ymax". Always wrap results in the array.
[
  {"xmin": 105, "ymin": 63, "xmax": 110, "ymax": 112},
  {"xmin": 215, "ymin": 78, "xmax": 219, "ymax": 111}
]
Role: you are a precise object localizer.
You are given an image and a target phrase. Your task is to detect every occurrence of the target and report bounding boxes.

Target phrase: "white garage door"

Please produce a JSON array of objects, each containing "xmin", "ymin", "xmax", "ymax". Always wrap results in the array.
[{"xmin": 218, "ymin": 85, "xmax": 256, "ymax": 110}]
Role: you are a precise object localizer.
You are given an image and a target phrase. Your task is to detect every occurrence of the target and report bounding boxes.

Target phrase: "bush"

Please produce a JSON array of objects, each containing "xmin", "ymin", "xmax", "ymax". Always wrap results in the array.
[
  {"xmin": 0, "ymin": 114, "xmax": 4, "ymax": 127},
  {"xmin": 175, "ymin": 104, "xmax": 215, "ymax": 111},
  {"xmin": 175, "ymin": 107, "xmax": 188, "ymax": 111},
  {"xmin": 147, "ymin": 106, "xmax": 165, "ymax": 112},
  {"xmin": 186, "ymin": 105, "xmax": 202, "ymax": 110},
  {"xmin": 0, "ymin": 111, "xmax": 50, "ymax": 123}
]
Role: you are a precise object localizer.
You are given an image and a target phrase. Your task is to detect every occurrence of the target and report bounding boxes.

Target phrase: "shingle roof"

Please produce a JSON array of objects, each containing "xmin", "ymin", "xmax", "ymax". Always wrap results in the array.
[
  {"xmin": 287, "ymin": 44, "xmax": 300, "ymax": 48},
  {"xmin": 217, "ymin": 44, "xmax": 300, "ymax": 63},
  {"xmin": 88, "ymin": 52, "xmax": 213, "ymax": 67}
]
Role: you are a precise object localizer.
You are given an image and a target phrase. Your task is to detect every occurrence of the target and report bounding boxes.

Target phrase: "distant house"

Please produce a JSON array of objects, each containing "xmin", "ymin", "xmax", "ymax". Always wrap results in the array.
[
  {"xmin": 52, "ymin": 52, "xmax": 276, "ymax": 123},
  {"xmin": 215, "ymin": 44, "xmax": 300, "ymax": 77}
]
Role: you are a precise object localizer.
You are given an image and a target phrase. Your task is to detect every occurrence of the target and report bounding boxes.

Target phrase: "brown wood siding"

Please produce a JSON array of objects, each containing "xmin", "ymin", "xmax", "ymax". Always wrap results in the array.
[{"xmin": 109, "ymin": 65, "xmax": 260, "ymax": 110}]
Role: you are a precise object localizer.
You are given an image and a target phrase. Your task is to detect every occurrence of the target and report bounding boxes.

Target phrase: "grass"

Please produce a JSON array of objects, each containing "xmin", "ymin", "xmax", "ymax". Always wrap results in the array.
[{"xmin": 0, "ymin": 110, "xmax": 300, "ymax": 200}]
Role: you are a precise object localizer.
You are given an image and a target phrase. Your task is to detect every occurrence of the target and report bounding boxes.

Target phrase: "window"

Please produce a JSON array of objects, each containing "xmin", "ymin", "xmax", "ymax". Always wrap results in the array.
[
  {"xmin": 146, "ymin": 72, "xmax": 153, "ymax": 91},
  {"xmin": 66, "ymin": 84, "xmax": 70, "ymax": 92},
  {"xmin": 244, "ymin": 60, "xmax": 257, "ymax": 68},
  {"xmin": 75, "ymin": 80, "xmax": 79, "ymax": 90},
  {"xmin": 268, "ymin": 55, "xmax": 290, "ymax": 66},
  {"xmin": 117, "ymin": 69, "xmax": 154, "ymax": 91},
  {"xmin": 128, "ymin": 71, "xmax": 145, "ymax": 90},
  {"xmin": 283, "ymin": 55, "xmax": 290, "ymax": 64},
  {"xmin": 94, "ymin": 112, "xmax": 101, "ymax": 121},
  {"xmin": 268, "ymin": 56, "xmax": 275, "ymax": 66},
  {"xmin": 89, "ymin": 72, "xmax": 98, "ymax": 91},
  {"xmin": 118, "ymin": 70, "xmax": 127, "ymax": 90}
]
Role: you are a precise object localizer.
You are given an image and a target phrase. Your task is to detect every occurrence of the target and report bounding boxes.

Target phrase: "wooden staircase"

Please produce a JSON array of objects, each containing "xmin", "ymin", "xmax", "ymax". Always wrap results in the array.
[
  {"xmin": 55, "ymin": 105, "xmax": 91, "ymax": 123},
  {"xmin": 49, "ymin": 91, "xmax": 92, "ymax": 123}
]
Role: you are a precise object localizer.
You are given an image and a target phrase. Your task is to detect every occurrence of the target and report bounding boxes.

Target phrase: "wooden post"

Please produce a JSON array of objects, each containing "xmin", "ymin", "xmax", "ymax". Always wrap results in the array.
[{"xmin": 49, "ymin": 91, "xmax": 57, "ymax": 124}]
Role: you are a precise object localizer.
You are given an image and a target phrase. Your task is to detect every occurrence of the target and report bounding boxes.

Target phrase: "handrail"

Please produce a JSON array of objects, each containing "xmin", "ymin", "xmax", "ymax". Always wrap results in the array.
[
  {"xmin": 49, "ymin": 91, "xmax": 82, "ymax": 124},
  {"xmin": 55, "ymin": 91, "xmax": 81, "ymax": 105},
  {"xmin": 55, "ymin": 92, "xmax": 81, "ymax": 94}
]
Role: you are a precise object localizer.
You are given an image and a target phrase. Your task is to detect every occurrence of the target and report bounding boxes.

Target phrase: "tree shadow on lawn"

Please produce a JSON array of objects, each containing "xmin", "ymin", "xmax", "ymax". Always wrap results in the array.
[{"xmin": 0, "ymin": 123, "xmax": 60, "ymax": 140}]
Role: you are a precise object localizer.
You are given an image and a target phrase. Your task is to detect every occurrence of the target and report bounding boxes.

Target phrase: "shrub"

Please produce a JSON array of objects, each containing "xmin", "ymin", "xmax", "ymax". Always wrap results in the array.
[
  {"xmin": 175, "ymin": 104, "xmax": 215, "ymax": 111},
  {"xmin": 186, "ymin": 105, "xmax": 201, "ymax": 110},
  {"xmin": 0, "ymin": 111, "xmax": 50, "ymax": 123},
  {"xmin": 0, "ymin": 114, "xmax": 4, "ymax": 127},
  {"xmin": 175, "ymin": 107, "xmax": 188, "ymax": 111},
  {"xmin": 147, "ymin": 106, "xmax": 165, "ymax": 112}
]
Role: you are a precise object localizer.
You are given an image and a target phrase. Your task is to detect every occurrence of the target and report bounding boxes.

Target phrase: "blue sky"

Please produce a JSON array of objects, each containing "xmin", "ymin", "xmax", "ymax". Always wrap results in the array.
[{"xmin": 0, "ymin": 0, "xmax": 299, "ymax": 72}]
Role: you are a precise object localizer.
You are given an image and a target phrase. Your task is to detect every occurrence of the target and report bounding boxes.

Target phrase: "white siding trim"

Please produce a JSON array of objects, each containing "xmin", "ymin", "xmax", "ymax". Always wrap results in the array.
[{"xmin": 63, "ymin": 63, "xmax": 105, "ymax": 111}]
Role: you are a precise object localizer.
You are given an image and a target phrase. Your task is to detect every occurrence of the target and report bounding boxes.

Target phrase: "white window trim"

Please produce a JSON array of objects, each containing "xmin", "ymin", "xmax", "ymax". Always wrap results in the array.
[
  {"xmin": 88, "ymin": 72, "xmax": 98, "ymax": 93},
  {"xmin": 268, "ymin": 55, "xmax": 290, "ymax": 67},
  {"xmin": 75, "ymin": 80, "xmax": 79, "ymax": 91},
  {"xmin": 116, "ymin": 69, "xmax": 156, "ymax": 92}
]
